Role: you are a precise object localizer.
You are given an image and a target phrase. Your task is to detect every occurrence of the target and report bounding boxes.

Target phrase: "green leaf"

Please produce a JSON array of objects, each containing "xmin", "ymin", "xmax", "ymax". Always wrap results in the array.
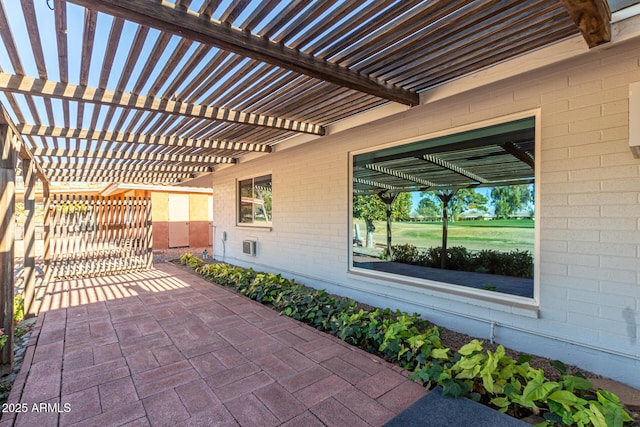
[
  {"xmin": 523, "ymin": 377, "xmax": 559, "ymax": 402},
  {"xmin": 604, "ymin": 406, "xmax": 624, "ymax": 427},
  {"xmin": 441, "ymin": 380, "xmax": 468, "ymax": 398},
  {"xmin": 543, "ymin": 411, "xmax": 564, "ymax": 425},
  {"xmin": 455, "ymin": 353, "xmax": 486, "ymax": 370},
  {"xmin": 517, "ymin": 354, "xmax": 532, "ymax": 364},
  {"xmin": 547, "ymin": 390, "xmax": 586, "ymax": 411},
  {"xmin": 586, "ymin": 403, "xmax": 608, "ymax": 427},
  {"xmin": 481, "ymin": 371, "xmax": 495, "ymax": 394},
  {"xmin": 560, "ymin": 375, "xmax": 592, "ymax": 392},
  {"xmin": 596, "ymin": 389, "xmax": 621, "ymax": 405},
  {"xmin": 550, "ymin": 360, "xmax": 567, "ymax": 375},
  {"xmin": 458, "ymin": 339, "xmax": 483, "ymax": 356},
  {"xmin": 491, "ymin": 397, "xmax": 510, "ymax": 409},
  {"xmin": 429, "ymin": 348, "xmax": 450, "ymax": 360}
]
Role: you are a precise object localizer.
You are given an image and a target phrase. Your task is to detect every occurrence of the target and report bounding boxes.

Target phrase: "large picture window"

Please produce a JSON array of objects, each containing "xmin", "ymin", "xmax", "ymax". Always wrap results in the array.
[
  {"xmin": 351, "ymin": 116, "xmax": 537, "ymax": 299},
  {"xmin": 238, "ymin": 174, "xmax": 272, "ymax": 226}
]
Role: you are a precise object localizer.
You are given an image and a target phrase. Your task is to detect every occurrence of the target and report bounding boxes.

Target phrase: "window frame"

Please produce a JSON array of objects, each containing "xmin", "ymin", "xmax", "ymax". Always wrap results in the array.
[
  {"xmin": 236, "ymin": 173, "xmax": 273, "ymax": 228},
  {"xmin": 348, "ymin": 110, "xmax": 541, "ymax": 307}
]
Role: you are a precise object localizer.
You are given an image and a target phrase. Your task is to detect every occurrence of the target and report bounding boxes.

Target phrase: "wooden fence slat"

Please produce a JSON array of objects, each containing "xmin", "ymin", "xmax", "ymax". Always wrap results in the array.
[
  {"xmin": 146, "ymin": 196, "xmax": 153, "ymax": 269},
  {"xmin": 48, "ymin": 194, "xmax": 152, "ymax": 279}
]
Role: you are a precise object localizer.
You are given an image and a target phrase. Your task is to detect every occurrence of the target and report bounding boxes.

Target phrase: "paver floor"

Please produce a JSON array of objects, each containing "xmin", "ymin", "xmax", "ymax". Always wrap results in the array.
[{"xmin": 1, "ymin": 262, "xmax": 427, "ymax": 426}]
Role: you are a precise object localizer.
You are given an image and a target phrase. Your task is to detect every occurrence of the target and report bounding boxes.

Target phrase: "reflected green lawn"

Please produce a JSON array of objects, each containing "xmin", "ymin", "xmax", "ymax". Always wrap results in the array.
[{"xmin": 353, "ymin": 219, "xmax": 534, "ymax": 253}]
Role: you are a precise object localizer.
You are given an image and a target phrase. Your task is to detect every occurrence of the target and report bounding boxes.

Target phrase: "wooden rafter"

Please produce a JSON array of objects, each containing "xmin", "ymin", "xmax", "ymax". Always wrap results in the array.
[
  {"xmin": 363, "ymin": 164, "xmax": 437, "ymax": 187},
  {"xmin": 353, "ymin": 177, "xmax": 403, "ymax": 191},
  {"xmin": 41, "ymin": 162, "xmax": 212, "ymax": 174},
  {"xmin": 0, "ymin": 73, "xmax": 325, "ymax": 135},
  {"xmin": 501, "ymin": 142, "xmax": 535, "ymax": 169},
  {"xmin": 18, "ymin": 124, "xmax": 272, "ymax": 153},
  {"xmin": 560, "ymin": 0, "xmax": 611, "ymax": 48},
  {"xmin": 421, "ymin": 154, "xmax": 488, "ymax": 184},
  {"xmin": 65, "ymin": 0, "xmax": 419, "ymax": 106},
  {"xmin": 48, "ymin": 170, "xmax": 195, "ymax": 178},
  {"xmin": 49, "ymin": 171, "xmax": 191, "ymax": 182},
  {"xmin": 33, "ymin": 148, "xmax": 235, "ymax": 165}
]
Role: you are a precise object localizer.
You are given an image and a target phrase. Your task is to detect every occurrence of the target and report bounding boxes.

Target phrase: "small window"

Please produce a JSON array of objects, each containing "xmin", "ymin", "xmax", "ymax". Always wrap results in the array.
[{"xmin": 238, "ymin": 174, "xmax": 272, "ymax": 226}]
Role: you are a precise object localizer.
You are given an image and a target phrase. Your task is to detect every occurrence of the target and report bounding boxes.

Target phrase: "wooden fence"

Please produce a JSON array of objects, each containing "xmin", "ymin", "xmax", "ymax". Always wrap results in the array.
[{"xmin": 49, "ymin": 195, "xmax": 152, "ymax": 279}]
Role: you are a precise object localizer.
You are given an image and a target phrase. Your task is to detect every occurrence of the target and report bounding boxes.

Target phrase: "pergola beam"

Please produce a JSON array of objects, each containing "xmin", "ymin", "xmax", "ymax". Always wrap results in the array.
[
  {"xmin": 421, "ymin": 154, "xmax": 489, "ymax": 184},
  {"xmin": 33, "ymin": 148, "xmax": 235, "ymax": 164},
  {"xmin": 41, "ymin": 162, "xmax": 213, "ymax": 174},
  {"xmin": 353, "ymin": 177, "xmax": 403, "ymax": 191},
  {"xmin": 49, "ymin": 171, "xmax": 193, "ymax": 182},
  {"xmin": 363, "ymin": 164, "xmax": 438, "ymax": 187},
  {"xmin": 0, "ymin": 73, "xmax": 324, "ymax": 135},
  {"xmin": 560, "ymin": 0, "xmax": 611, "ymax": 48},
  {"xmin": 18, "ymin": 124, "xmax": 273, "ymax": 153},
  {"xmin": 65, "ymin": 0, "xmax": 419, "ymax": 106},
  {"xmin": 501, "ymin": 142, "xmax": 535, "ymax": 169}
]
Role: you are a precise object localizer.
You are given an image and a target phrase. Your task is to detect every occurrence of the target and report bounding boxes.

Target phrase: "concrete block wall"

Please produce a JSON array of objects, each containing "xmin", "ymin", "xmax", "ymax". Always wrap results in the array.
[{"xmin": 211, "ymin": 38, "xmax": 640, "ymax": 387}]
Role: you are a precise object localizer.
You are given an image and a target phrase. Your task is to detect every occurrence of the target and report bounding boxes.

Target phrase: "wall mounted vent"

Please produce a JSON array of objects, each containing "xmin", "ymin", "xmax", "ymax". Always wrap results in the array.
[{"xmin": 242, "ymin": 240, "xmax": 256, "ymax": 256}]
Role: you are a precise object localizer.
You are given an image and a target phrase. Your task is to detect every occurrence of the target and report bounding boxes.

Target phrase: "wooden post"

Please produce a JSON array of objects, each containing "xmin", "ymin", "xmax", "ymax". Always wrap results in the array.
[
  {"xmin": 378, "ymin": 192, "xmax": 398, "ymax": 259},
  {"xmin": 436, "ymin": 190, "xmax": 457, "ymax": 270},
  {"xmin": 22, "ymin": 158, "xmax": 37, "ymax": 317},
  {"xmin": 146, "ymin": 196, "xmax": 153, "ymax": 269},
  {"xmin": 43, "ymin": 181, "xmax": 51, "ymax": 282},
  {"xmin": 0, "ymin": 124, "xmax": 16, "ymax": 375}
]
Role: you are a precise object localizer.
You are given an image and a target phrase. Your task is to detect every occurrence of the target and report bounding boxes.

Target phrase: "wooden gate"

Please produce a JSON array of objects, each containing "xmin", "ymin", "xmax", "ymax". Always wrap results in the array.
[{"xmin": 49, "ymin": 195, "xmax": 152, "ymax": 279}]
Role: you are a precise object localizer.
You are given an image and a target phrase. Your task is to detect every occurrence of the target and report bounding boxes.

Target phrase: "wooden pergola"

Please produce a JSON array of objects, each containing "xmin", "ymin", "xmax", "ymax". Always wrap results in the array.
[
  {"xmin": 0, "ymin": 0, "xmax": 612, "ymax": 184},
  {"xmin": 0, "ymin": 0, "xmax": 615, "ymax": 372}
]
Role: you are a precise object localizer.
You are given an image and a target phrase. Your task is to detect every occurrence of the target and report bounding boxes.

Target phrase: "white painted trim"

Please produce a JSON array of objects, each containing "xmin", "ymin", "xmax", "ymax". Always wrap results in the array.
[{"xmin": 612, "ymin": 3, "xmax": 640, "ymax": 23}]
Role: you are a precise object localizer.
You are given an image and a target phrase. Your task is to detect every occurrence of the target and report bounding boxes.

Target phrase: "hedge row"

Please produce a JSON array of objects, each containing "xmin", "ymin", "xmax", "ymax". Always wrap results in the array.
[
  {"xmin": 391, "ymin": 244, "xmax": 534, "ymax": 279},
  {"xmin": 180, "ymin": 254, "xmax": 633, "ymax": 426}
]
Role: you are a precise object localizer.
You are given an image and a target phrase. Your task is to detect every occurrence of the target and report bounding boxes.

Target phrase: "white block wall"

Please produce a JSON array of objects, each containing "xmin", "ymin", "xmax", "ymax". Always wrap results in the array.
[{"xmin": 211, "ymin": 38, "xmax": 640, "ymax": 387}]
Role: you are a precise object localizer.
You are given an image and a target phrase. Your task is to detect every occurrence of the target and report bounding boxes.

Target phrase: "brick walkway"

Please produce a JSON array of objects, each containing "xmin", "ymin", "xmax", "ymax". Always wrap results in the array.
[{"xmin": 1, "ymin": 262, "xmax": 427, "ymax": 426}]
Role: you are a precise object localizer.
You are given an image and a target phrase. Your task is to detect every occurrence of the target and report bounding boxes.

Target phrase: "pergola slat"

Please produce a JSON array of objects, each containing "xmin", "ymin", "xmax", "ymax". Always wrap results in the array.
[
  {"xmin": 42, "ymin": 162, "xmax": 212, "ymax": 173},
  {"xmin": 421, "ymin": 154, "xmax": 489, "ymax": 184},
  {"xmin": 33, "ymin": 147, "xmax": 236, "ymax": 164},
  {"xmin": 0, "ymin": 73, "xmax": 325, "ymax": 135},
  {"xmin": 0, "ymin": 1, "xmax": 613, "ymax": 186},
  {"xmin": 18, "ymin": 124, "xmax": 272, "ymax": 153},
  {"xmin": 53, "ymin": 0, "xmax": 70, "ymax": 131},
  {"xmin": 49, "ymin": 171, "xmax": 191, "ymax": 182},
  {"xmin": 65, "ymin": 0, "xmax": 420, "ymax": 106}
]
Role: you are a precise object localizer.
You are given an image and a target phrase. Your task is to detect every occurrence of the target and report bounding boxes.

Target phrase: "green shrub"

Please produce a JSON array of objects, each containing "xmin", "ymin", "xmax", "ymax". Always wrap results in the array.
[
  {"xmin": 411, "ymin": 340, "xmax": 633, "ymax": 426},
  {"xmin": 445, "ymin": 246, "xmax": 473, "ymax": 271},
  {"xmin": 14, "ymin": 294, "xmax": 24, "ymax": 323},
  {"xmin": 390, "ymin": 246, "xmax": 533, "ymax": 279},
  {"xmin": 179, "ymin": 253, "xmax": 203, "ymax": 269},
  {"xmin": 392, "ymin": 244, "xmax": 419, "ymax": 264}
]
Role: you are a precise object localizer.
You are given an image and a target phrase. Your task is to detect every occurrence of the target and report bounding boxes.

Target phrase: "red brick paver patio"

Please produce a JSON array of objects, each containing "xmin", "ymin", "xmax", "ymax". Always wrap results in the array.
[{"xmin": 1, "ymin": 262, "xmax": 427, "ymax": 426}]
